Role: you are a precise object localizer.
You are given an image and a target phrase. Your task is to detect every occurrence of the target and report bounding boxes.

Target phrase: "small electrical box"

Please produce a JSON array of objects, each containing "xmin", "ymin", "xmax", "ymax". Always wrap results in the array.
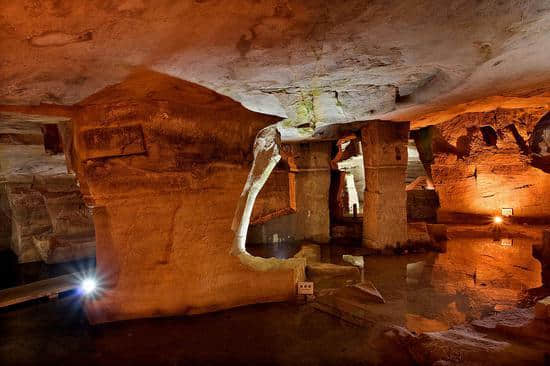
[
  {"xmin": 500, "ymin": 238, "xmax": 513, "ymax": 246},
  {"xmin": 501, "ymin": 208, "xmax": 513, "ymax": 217},
  {"xmin": 297, "ymin": 281, "xmax": 314, "ymax": 295}
]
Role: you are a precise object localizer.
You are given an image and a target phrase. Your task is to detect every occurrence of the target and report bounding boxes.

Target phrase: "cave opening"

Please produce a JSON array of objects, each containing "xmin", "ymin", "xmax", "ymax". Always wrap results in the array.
[{"xmin": 480, "ymin": 125, "xmax": 498, "ymax": 146}]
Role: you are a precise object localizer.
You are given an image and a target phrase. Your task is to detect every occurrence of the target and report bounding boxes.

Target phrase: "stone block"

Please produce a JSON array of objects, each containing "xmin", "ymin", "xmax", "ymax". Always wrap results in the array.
[
  {"xmin": 407, "ymin": 222, "xmax": 432, "ymax": 246},
  {"xmin": 293, "ymin": 243, "xmax": 321, "ymax": 264},
  {"xmin": 5, "ymin": 183, "xmax": 51, "ymax": 262},
  {"xmin": 306, "ymin": 262, "xmax": 360, "ymax": 280},
  {"xmin": 33, "ymin": 233, "xmax": 96, "ymax": 264},
  {"xmin": 40, "ymin": 191, "xmax": 94, "ymax": 237},
  {"xmin": 407, "ymin": 189, "xmax": 439, "ymax": 222},
  {"xmin": 427, "ymin": 223, "xmax": 448, "ymax": 242},
  {"xmin": 534, "ymin": 297, "xmax": 550, "ymax": 320}
]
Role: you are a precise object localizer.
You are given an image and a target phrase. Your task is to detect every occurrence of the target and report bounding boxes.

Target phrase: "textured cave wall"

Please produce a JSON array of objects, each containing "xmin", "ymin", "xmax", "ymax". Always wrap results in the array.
[
  {"xmin": 414, "ymin": 108, "xmax": 550, "ymax": 222},
  {"xmin": 247, "ymin": 141, "xmax": 331, "ymax": 245},
  {"xmin": 69, "ymin": 71, "xmax": 305, "ymax": 323},
  {"xmin": 0, "ymin": 117, "xmax": 94, "ymax": 263},
  {"xmin": 3, "ymin": 0, "xmax": 550, "ymax": 128},
  {"xmin": 0, "ymin": 191, "xmax": 10, "ymax": 251}
]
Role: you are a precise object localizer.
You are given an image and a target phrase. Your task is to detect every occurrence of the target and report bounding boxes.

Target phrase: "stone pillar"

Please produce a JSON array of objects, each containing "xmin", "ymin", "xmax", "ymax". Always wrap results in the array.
[{"xmin": 361, "ymin": 121, "xmax": 409, "ymax": 249}]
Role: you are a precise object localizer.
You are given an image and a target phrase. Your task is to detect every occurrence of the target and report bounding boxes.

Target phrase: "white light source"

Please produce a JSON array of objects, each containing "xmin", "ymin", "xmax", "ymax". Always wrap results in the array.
[
  {"xmin": 494, "ymin": 216, "xmax": 503, "ymax": 224},
  {"xmin": 81, "ymin": 278, "xmax": 97, "ymax": 295}
]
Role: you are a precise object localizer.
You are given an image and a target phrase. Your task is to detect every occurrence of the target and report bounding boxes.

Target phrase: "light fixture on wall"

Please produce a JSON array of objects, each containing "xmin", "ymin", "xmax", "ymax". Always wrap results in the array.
[
  {"xmin": 493, "ymin": 216, "xmax": 503, "ymax": 224},
  {"xmin": 501, "ymin": 208, "xmax": 513, "ymax": 217},
  {"xmin": 81, "ymin": 278, "xmax": 97, "ymax": 295}
]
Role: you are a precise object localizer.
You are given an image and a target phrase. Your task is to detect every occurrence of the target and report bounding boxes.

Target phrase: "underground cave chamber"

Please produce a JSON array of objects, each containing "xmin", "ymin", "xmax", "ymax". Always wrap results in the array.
[{"xmin": 1, "ymin": 1, "xmax": 550, "ymax": 365}]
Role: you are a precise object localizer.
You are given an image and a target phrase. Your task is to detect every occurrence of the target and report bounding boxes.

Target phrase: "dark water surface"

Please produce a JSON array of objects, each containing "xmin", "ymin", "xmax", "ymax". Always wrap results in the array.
[{"xmin": 0, "ymin": 237, "xmax": 544, "ymax": 365}]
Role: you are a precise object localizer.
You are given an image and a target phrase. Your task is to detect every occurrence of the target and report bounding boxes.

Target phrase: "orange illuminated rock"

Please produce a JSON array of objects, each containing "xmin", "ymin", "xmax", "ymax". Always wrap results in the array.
[
  {"xmin": 413, "ymin": 108, "xmax": 550, "ymax": 223},
  {"xmin": 361, "ymin": 121, "xmax": 409, "ymax": 249},
  {"xmin": 69, "ymin": 71, "xmax": 305, "ymax": 323}
]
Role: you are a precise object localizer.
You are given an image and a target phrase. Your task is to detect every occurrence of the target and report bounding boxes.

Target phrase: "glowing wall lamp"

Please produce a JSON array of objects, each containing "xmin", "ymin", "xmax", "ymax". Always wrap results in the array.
[{"xmin": 81, "ymin": 278, "xmax": 98, "ymax": 295}]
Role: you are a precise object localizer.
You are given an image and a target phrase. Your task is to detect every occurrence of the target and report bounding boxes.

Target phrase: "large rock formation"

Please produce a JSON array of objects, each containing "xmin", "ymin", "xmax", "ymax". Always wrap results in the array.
[
  {"xmin": 0, "ymin": 114, "xmax": 95, "ymax": 263},
  {"xmin": 413, "ymin": 108, "xmax": 550, "ymax": 222},
  {"xmin": 66, "ymin": 71, "xmax": 305, "ymax": 323}
]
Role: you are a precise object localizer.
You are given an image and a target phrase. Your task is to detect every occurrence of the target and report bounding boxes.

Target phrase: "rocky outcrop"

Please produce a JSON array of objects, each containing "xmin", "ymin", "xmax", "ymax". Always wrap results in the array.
[
  {"xmin": 68, "ymin": 71, "xmax": 305, "ymax": 324},
  {"xmin": 413, "ymin": 108, "xmax": 550, "ymax": 223},
  {"xmin": 0, "ymin": 114, "xmax": 95, "ymax": 263},
  {"xmin": 2, "ymin": 181, "xmax": 51, "ymax": 262},
  {"xmin": 389, "ymin": 306, "xmax": 550, "ymax": 365}
]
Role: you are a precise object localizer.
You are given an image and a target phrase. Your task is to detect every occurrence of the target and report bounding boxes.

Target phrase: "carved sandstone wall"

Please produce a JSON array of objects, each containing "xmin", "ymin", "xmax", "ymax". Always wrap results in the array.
[
  {"xmin": 247, "ymin": 141, "xmax": 331, "ymax": 245},
  {"xmin": 413, "ymin": 108, "xmax": 550, "ymax": 222},
  {"xmin": 0, "ymin": 119, "xmax": 94, "ymax": 263},
  {"xmin": 68, "ymin": 71, "xmax": 305, "ymax": 323}
]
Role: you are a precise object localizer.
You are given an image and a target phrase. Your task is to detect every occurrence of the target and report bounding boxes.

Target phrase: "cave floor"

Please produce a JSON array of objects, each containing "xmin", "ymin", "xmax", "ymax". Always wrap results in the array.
[{"xmin": 0, "ymin": 235, "xmax": 546, "ymax": 365}]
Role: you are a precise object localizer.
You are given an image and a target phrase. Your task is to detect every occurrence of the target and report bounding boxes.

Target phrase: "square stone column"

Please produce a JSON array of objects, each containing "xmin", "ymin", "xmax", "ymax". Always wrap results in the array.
[{"xmin": 361, "ymin": 121, "xmax": 409, "ymax": 249}]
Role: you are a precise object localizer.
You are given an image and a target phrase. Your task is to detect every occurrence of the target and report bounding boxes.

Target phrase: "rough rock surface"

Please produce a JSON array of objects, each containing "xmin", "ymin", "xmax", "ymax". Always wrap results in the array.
[
  {"xmin": 68, "ymin": 71, "xmax": 305, "ymax": 323},
  {"xmin": 2, "ymin": 182, "xmax": 51, "ymax": 262},
  {"xmin": 361, "ymin": 121, "xmax": 409, "ymax": 249},
  {"xmin": 0, "ymin": 113, "xmax": 95, "ymax": 263},
  {"xmin": 414, "ymin": 108, "xmax": 550, "ymax": 222},
  {"xmin": 2, "ymin": 1, "xmax": 550, "ymax": 133},
  {"xmin": 403, "ymin": 327, "xmax": 512, "ymax": 366},
  {"xmin": 472, "ymin": 307, "xmax": 550, "ymax": 341},
  {"xmin": 247, "ymin": 142, "xmax": 331, "ymax": 245},
  {"xmin": 306, "ymin": 263, "xmax": 360, "ymax": 281},
  {"xmin": 389, "ymin": 311, "xmax": 550, "ymax": 366}
]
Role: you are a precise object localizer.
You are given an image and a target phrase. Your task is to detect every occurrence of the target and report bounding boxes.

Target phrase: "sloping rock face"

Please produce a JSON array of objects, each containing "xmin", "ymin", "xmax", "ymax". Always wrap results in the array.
[
  {"xmin": 413, "ymin": 108, "xmax": 550, "ymax": 222},
  {"xmin": 68, "ymin": 71, "xmax": 305, "ymax": 323}
]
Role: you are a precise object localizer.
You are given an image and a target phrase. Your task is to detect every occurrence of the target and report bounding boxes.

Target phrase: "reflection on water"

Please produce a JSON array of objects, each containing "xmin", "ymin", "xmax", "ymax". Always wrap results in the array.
[
  {"xmin": 248, "ymin": 237, "xmax": 542, "ymax": 333},
  {"xmin": 247, "ymin": 241, "xmax": 302, "ymax": 259}
]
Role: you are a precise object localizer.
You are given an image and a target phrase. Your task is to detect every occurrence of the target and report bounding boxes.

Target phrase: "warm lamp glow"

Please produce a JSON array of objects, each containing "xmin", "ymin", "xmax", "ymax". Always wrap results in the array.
[{"xmin": 493, "ymin": 216, "xmax": 503, "ymax": 224}]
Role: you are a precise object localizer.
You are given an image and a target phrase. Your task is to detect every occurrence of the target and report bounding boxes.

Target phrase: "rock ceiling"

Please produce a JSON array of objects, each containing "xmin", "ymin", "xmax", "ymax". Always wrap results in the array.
[{"xmin": 2, "ymin": 0, "xmax": 550, "ymax": 132}]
